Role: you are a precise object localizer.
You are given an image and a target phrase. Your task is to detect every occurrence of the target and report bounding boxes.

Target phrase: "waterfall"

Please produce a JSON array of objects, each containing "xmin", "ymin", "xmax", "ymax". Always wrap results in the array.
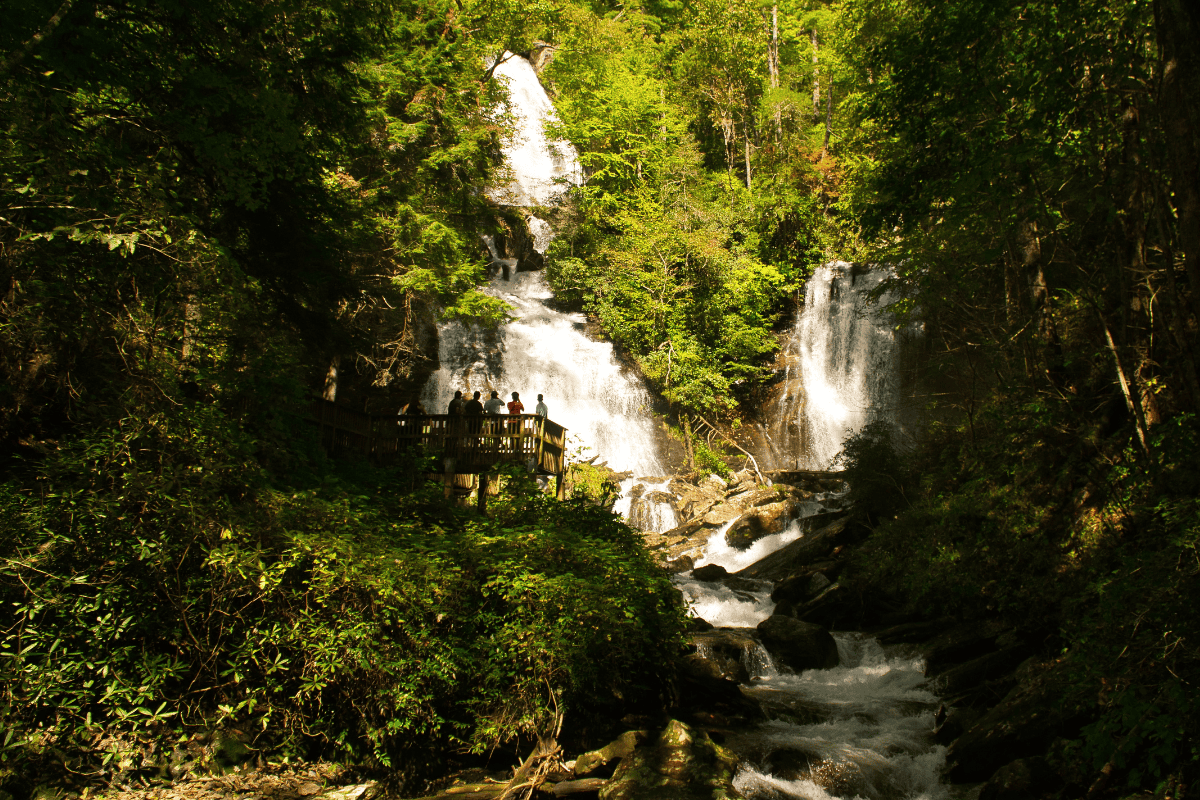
[
  {"xmin": 422, "ymin": 267, "xmax": 667, "ymax": 476},
  {"xmin": 767, "ymin": 262, "xmax": 920, "ymax": 470},
  {"xmin": 420, "ymin": 52, "xmax": 667, "ymax": 476},
  {"xmin": 486, "ymin": 53, "xmax": 582, "ymax": 207}
]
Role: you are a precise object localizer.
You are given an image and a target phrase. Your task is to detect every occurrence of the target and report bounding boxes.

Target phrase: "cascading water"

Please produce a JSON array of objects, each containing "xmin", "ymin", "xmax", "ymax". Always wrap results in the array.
[
  {"xmin": 679, "ymin": 491, "xmax": 947, "ymax": 800},
  {"xmin": 422, "ymin": 267, "xmax": 666, "ymax": 475},
  {"xmin": 422, "ymin": 53, "xmax": 667, "ymax": 475},
  {"xmin": 766, "ymin": 262, "xmax": 921, "ymax": 470},
  {"xmin": 486, "ymin": 53, "xmax": 582, "ymax": 207}
]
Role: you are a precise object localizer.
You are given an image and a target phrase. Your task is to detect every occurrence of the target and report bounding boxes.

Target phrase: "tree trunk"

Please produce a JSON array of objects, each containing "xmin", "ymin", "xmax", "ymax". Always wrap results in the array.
[
  {"xmin": 770, "ymin": 6, "xmax": 782, "ymax": 140},
  {"xmin": 323, "ymin": 357, "xmax": 340, "ymax": 401},
  {"xmin": 744, "ymin": 133, "xmax": 752, "ymax": 189},
  {"xmin": 1154, "ymin": 0, "xmax": 1200, "ymax": 323},
  {"xmin": 811, "ymin": 30, "xmax": 820, "ymax": 114},
  {"xmin": 823, "ymin": 81, "xmax": 834, "ymax": 152}
]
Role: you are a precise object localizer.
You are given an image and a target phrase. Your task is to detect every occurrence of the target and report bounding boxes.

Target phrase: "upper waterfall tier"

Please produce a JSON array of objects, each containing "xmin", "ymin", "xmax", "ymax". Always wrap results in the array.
[{"xmin": 486, "ymin": 53, "xmax": 582, "ymax": 207}]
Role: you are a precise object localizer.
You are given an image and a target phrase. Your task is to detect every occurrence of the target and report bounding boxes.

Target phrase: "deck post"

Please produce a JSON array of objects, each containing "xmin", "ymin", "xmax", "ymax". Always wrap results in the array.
[
  {"xmin": 555, "ymin": 472, "xmax": 566, "ymax": 500},
  {"xmin": 443, "ymin": 456, "xmax": 456, "ymax": 499},
  {"xmin": 477, "ymin": 473, "xmax": 489, "ymax": 513}
]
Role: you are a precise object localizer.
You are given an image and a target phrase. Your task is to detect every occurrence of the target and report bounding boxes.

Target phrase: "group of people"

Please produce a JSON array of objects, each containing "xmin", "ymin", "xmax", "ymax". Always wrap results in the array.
[
  {"xmin": 402, "ymin": 391, "xmax": 549, "ymax": 418},
  {"xmin": 446, "ymin": 390, "xmax": 549, "ymax": 418}
]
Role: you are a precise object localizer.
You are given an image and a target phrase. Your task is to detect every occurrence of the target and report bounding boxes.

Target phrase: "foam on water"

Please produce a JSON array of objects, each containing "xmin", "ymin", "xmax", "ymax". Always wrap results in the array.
[
  {"xmin": 692, "ymin": 513, "xmax": 816, "ymax": 573},
  {"xmin": 729, "ymin": 634, "xmax": 945, "ymax": 800},
  {"xmin": 674, "ymin": 574, "xmax": 775, "ymax": 627}
]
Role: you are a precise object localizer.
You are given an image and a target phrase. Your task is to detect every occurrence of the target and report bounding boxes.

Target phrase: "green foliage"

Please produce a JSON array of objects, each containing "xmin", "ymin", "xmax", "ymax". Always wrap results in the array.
[
  {"xmin": 848, "ymin": 401, "xmax": 1200, "ymax": 791},
  {"xmin": 0, "ymin": 413, "xmax": 686, "ymax": 787},
  {"xmin": 831, "ymin": 420, "xmax": 910, "ymax": 524}
]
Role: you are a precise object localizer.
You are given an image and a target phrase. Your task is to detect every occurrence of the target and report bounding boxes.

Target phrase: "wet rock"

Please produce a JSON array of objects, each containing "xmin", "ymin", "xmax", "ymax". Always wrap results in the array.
[
  {"xmin": 599, "ymin": 720, "xmax": 739, "ymax": 800},
  {"xmin": 763, "ymin": 749, "xmax": 873, "ymax": 797},
  {"xmin": 735, "ymin": 516, "xmax": 856, "ymax": 580},
  {"xmin": 673, "ymin": 663, "xmax": 765, "ymax": 727},
  {"xmin": 933, "ymin": 704, "xmax": 982, "ymax": 745},
  {"xmin": 663, "ymin": 555, "xmax": 694, "ymax": 574},
  {"xmin": 755, "ymin": 615, "xmax": 839, "ymax": 672},
  {"xmin": 690, "ymin": 629, "xmax": 760, "ymax": 683},
  {"xmin": 691, "ymin": 564, "xmax": 728, "ymax": 582},
  {"xmin": 575, "ymin": 730, "xmax": 650, "ymax": 778},
  {"xmin": 686, "ymin": 617, "xmax": 714, "ymax": 632},
  {"xmin": 724, "ymin": 500, "xmax": 797, "ymax": 549}
]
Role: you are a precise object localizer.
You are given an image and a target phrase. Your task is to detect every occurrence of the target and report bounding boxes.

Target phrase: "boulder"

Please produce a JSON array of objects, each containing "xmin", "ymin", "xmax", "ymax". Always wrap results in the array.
[
  {"xmin": 724, "ymin": 500, "xmax": 797, "ymax": 549},
  {"xmin": 701, "ymin": 504, "xmax": 743, "ymax": 527},
  {"xmin": 599, "ymin": 720, "xmax": 739, "ymax": 800},
  {"xmin": 663, "ymin": 555, "xmax": 694, "ymax": 574},
  {"xmin": 923, "ymin": 645, "xmax": 1031, "ymax": 697},
  {"xmin": 922, "ymin": 619, "xmax": 1014, "ymax": 677},
  {"xmin": 755, "ymin": 615, "xmax": 839, "ymax": 672},
  {"xmin": 689, "ymin": 629, "xmax": 760, "ymax": 683},
  {"xmin": 871, "ymin": 617, "xmax": 955, "ymax": 645},
  {"xmin": 770, "ymin": 564, "xmax": 839, "ymax": 605},
  {"xmin": 691, "ymin": 564, "xmax": 728, "ymax": 583},
  {"xmin": 978, "ymin": 757, "xmax": 1062, "ymax": 800}
]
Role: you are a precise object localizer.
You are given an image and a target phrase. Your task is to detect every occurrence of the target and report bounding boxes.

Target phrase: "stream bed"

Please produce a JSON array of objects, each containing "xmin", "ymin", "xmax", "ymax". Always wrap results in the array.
[{"xmin": 672, "ymin": 495, "xmax": 948, "ymax": 800}]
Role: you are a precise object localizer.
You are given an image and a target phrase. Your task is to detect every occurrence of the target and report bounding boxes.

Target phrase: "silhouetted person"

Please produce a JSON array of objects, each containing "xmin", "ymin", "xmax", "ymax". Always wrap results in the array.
[
  {"xmin": 464, "ymin": 391, "xmax": 484, "ymax": 415},
  {"xmin": 464, "ymin": 390, "xmax": 484, "ymax": 441},
  {"xmin": 484, "ymin": 390, "xmax": 505, "ymax": 414},
  {"xmin": 448, "ymin": 390, "xmax": 465, "ymax": 415}
]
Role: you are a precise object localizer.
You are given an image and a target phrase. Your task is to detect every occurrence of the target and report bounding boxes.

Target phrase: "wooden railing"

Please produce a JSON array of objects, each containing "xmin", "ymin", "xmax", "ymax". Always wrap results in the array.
[{"xmin": 309, "ymin": 399, "xmax": 567, "ymax": 476}]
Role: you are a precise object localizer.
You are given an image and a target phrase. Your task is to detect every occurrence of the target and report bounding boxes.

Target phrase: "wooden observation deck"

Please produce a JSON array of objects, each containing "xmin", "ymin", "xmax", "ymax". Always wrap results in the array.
[{"xmin": 309, "ymin": 398, "xmax": 568, "ymax": 507}]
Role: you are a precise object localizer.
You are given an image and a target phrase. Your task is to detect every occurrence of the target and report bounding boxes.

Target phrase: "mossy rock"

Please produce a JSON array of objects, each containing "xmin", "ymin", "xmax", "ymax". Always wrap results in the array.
[{"xmin": 599, "ymin": 719, "xmax": 739, "ymax": 800}]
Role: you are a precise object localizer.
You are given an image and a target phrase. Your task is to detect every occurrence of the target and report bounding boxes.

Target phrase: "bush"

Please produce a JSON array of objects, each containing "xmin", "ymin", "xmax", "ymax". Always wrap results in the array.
[
  {"xmin": 832, "ymin": 420, "xmax": 911, "ymax": 524},
  {"xmin": 0, "ymin": 409, "xmax": 686, "ymax": 792}
]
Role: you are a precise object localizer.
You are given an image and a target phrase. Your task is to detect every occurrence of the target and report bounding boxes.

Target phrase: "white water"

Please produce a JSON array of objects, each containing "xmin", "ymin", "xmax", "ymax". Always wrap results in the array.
[
  {"xmin": 772, "ymin": 262, "xmax": 920, "ymax": 470},
  {"xmin": 486, "ymin": 53, "xmax": 582, "ymax": 207},
  {"xmin": 692, "ymin": 514, "xmax": 811, "ymax": 574},
  {"xmin": 731, "ymin": 634, "xmax": 945, "ymax": 800},
  {"xmin": 679, "ymin": 496, "xmax": 945, "ymax": 800},
  {"xmin": 676, "ymin": 574, "xmax": 776, "ymax": 627},
  {"xmin": 613, "ymin": 478, "xmax": 680, "ymax": 533},
  {"xmin": 422, "ymin": 268, "xmax": 666, "ymax": 475}
]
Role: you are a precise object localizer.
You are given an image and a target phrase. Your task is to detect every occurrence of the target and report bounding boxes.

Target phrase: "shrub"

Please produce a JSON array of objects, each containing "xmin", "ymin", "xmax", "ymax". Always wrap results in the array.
[{"xmin": 0, "ymin": 409, "xmax": 686, "ymax": 792}]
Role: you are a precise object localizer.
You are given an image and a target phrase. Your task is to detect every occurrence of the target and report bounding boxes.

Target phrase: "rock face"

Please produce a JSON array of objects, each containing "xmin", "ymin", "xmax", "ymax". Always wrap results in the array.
[
  {"xmin": 755, "ymin": 615, "xmax": 839, "ymax": 672},
  {"xmin": 599, "ymin": 720, "xmax": 740, "ymax": 800}
]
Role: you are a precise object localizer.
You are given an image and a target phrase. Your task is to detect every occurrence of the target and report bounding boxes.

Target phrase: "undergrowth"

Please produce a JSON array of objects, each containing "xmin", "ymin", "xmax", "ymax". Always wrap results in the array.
[
  {"xmin": 0, "ymin": 406, "xmax": 686, "ymax": 796},
  {"xmin": 845, "ymin": 400, "xmax": 1200, "ymax": 793}
]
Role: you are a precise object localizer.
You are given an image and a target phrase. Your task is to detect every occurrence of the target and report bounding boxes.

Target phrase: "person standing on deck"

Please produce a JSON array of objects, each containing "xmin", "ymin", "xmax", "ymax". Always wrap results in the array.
[
  {"xmin": 534, "ymin": 394, "xmax": 548, "ymax": 418},
  {"xmin": 448, "ymin": 390, "xmax": 465, "ymax": 415},
  {"xmin": 484, "ymin": 390, "xmax": 505, "ymax": 414},
  {"xmin": 465, "ymin": 391, "xmax": 484, "ymax": 416},
  {"xmin": 507, "ymin": 392, "xmax": 524, "ymax": 415}
]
